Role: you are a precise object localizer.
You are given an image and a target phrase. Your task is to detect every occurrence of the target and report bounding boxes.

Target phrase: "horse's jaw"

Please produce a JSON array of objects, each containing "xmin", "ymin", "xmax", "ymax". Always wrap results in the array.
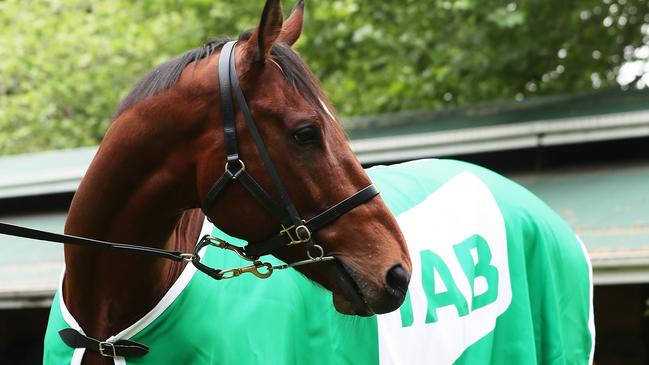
[
  {"xmin": 331, "ymin": 260, "xmax": 374, "ymax": 316},
  {"xmin": 329, "ymin": 258, "xmax": 409, "ymax": 316}
]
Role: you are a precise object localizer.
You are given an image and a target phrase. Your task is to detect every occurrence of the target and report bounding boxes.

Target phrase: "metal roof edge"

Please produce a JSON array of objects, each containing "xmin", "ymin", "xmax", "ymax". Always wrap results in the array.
[
  {"xmin": 588, "ymin": 250, "xmax": 649, "ymax": 285},
  {"xmin": 0, "ymin": 147, "xmax": 97, "ymax": 199},
  {"xmin": 350, "ymin": 109, "xmax": 649, "ymax": 164},
  {"xmin": 590, "ymin": 249, "xmax": 649, "ymax": 268},
  {"xmin": 344, "ymin": 88, "xmax": 649, "ymax": 133},
  {"xmin": 0, "ymin": 288, "xmax": 54, "ymax": 309},
  {"xmin": 593, "ymin": 266, "xmax": 649, "ymax": 285}
]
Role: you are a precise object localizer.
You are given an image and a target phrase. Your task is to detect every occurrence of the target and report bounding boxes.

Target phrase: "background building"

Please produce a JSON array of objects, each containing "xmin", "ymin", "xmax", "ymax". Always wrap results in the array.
[{"xmin": 1, "ymin": 89, "xmax": 648, "ymax": 364}]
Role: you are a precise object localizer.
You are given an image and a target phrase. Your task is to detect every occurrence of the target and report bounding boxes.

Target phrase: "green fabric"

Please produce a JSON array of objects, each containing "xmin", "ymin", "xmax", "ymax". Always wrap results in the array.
[
  {"xmin": 43, "ymin": 159, "xmax": 593, "ymax": 364},
  {"xmin": 43, "ymin": 291, "xmax": 70, "ymax": 364}
]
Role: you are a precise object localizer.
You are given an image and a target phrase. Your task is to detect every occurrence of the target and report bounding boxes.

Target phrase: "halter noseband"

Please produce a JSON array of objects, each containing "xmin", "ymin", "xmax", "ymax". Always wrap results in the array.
[{"xmin": 195, "ymin": 41, "xmax": 379, "ymax": 279}]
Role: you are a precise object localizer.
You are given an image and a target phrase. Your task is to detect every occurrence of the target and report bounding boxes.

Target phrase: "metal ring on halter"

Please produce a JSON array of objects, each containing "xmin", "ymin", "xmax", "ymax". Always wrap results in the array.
[
  {"xmin": 224, "ymin": 159, "xmax": 245, "ymax": 178},
  {"xmin": 307, "ymin": 244, "xmax": 325, "ymax": 260},
  {"xmin": 206, "ymin": 235, "xmax": 258, "ymax": 261}
]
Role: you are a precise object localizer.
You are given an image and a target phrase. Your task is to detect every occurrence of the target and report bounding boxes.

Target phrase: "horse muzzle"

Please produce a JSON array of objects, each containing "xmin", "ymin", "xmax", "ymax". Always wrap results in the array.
[{"xmin": 332, "ymin": 260, "xmax": 411, "ymax": 316}]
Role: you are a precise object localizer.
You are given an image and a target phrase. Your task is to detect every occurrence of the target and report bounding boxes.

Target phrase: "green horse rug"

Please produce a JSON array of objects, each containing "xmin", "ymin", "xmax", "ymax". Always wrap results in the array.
[{"xmin": 44, "ymin": 159, "xmax": 595, "ymax": 364}]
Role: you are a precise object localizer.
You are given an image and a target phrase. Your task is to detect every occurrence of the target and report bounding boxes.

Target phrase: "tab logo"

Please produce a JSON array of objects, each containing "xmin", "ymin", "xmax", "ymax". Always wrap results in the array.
[{"xmin": 377, "ymin": 172, "xmax": 511, "ymax": 365}]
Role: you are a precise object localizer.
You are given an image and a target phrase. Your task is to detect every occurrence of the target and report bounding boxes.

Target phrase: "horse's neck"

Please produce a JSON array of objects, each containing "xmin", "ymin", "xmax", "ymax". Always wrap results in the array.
[{"xmin": 62, "ymin": 117, "xmax": 205, "ymax": 340}]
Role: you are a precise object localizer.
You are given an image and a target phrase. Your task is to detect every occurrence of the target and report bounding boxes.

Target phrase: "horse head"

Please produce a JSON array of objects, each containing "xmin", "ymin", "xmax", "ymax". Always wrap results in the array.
[
  {"xmin": 201, "ymin": 0, "xmax": 411, "ymax": 315},
  {"xmin": 106, "ymin": 0, "xmax": 411, "ymax": 316}
]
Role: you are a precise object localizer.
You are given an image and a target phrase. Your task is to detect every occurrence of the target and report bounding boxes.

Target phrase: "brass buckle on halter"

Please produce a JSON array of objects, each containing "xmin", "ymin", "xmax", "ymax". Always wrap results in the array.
[
  {"xmin": 99, "ymin": 341, "xmax": 117, "ymax": 358},
  {"xmin": 280, "ymin": 223, "xmax": 312, "ymax": 245},
  {"xmin": 219, "ymin": 261, "xmax": 273, "ymax": 279}
]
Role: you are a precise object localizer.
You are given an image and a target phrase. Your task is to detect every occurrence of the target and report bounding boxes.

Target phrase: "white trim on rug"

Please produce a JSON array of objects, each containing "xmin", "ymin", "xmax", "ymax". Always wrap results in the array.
[{"xmin": 59, "ymin": 217, "xmax": 212, "ymax": 365}]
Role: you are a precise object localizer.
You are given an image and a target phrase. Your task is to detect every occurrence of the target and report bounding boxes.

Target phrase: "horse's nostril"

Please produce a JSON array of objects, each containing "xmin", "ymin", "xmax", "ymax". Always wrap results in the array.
[{"xmin": 385, "ymin": 264, "xmax": 410, "ymax": 296}]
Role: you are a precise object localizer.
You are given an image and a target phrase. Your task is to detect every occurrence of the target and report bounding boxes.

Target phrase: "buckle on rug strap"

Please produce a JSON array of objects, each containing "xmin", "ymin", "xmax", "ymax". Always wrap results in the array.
[{"xmin": 99, "ymin": 341, "xmax": 117, "ymax": 358}]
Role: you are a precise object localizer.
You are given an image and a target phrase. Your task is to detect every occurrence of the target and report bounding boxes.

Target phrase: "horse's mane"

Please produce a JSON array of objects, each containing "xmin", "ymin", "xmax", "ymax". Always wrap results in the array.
[
  {"xmin": 112, "ymin": 38, "xmax": 229, "ymax": 120},
  {"xmin": 113, "ymin": 36, "xmax": 333, "ymax": 121}
]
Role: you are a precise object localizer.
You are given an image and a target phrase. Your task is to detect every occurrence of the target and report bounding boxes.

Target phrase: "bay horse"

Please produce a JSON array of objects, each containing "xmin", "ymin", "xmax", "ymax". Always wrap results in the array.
[{"xmin": 54, "ymin": 0, "xmax": 411, "ymax": 363}]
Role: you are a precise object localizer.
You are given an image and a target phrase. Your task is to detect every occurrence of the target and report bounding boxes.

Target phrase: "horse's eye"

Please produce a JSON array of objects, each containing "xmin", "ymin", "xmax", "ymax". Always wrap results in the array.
[{"xmin": 293, "ymin": 126, "xmax": 319, "ymax": 145}]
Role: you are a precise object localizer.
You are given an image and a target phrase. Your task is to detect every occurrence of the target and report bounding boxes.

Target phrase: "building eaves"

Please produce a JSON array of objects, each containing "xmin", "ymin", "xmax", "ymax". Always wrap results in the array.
[
  {"xmin": 350, "ymin": 109, "xmax": 649, "ymax": 164},
  {"xmin": 0, "ymin": 147, "xmax": 96, "ymax": 199}
]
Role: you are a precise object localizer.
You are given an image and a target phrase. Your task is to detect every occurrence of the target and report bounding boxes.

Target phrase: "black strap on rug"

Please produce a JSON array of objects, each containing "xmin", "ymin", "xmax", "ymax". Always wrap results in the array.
[{"xmin": 59, "ymin": 328, "xmax": 149, "ymax": 358}]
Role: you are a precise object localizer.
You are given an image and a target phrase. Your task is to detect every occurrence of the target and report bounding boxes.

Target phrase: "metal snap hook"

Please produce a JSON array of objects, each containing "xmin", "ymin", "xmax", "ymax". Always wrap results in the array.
[
  {"xmin": 250, "ymin": 261, "xmax": 273, "ymax": 279},
  {"xmin": 217, "ymin": 261, "xmax": 273, "ymax": 280},
  {"xmin": 217, "ymin": 267, "xmax": 241, "ymax": 279}
]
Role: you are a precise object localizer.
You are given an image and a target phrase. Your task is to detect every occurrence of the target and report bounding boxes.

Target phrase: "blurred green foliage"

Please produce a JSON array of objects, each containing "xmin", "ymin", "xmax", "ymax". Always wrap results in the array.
[{"xmin": 1, "ymin": 0, "xmax": 648, "ymax": 154}]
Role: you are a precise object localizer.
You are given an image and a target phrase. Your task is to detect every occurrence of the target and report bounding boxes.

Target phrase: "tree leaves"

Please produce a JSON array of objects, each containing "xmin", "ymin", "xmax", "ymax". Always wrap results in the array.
[
  {"xmin": 0, "ymin": 1, "xmax": 205, "ymax": 154},
  {"xmin": 1, "ymin": 0, "xmax": 647, "ymax": 154}
]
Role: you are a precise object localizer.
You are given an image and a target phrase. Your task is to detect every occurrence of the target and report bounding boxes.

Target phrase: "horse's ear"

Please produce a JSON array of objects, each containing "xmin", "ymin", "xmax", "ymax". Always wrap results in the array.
[
  {"xmin": 278, "ymin": 0, "xmax": 304, "ymax": 47},
  {"xmin": 246, "ymin": 0, "xmax": 283, "ymax": 62}
]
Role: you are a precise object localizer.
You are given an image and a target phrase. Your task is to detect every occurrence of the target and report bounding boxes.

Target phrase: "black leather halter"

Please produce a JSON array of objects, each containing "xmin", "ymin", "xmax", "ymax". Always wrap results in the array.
[
  {"xmin": 196, "ymin": 41, "xmax": 379, "ymax": 270},
  {"xmin": 0, "ymin": 40, "xmax": 379, "ymax": 282}
]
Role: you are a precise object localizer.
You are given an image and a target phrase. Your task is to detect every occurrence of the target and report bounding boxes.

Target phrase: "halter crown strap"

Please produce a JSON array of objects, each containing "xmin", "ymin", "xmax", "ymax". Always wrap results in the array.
[
  {"xmin": 227, "ymin": 45, "xmax": 302, "ymax": 226},
  {"xmin": 200, "ymin": 41, "xmax": 293, "ymax": 226},
  {"xmin": 219, "ymin": 41, "xmax": 239, "ymax": 163}
]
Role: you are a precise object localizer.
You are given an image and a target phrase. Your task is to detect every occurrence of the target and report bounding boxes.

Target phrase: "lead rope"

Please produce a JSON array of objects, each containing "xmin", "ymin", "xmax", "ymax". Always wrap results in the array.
[{"xmin": 0, "ymin": 222, "xmax": 332, "ymax": 281}]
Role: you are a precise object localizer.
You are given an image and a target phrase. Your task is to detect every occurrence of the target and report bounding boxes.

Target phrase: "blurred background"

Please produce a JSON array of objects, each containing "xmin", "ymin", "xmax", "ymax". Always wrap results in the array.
[{"xmin": 1, "ymin": 0, "xmax": 648, "ymax": 364}]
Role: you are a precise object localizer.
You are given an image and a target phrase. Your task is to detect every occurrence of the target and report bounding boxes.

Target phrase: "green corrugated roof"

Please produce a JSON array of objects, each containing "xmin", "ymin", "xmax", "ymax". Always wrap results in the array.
[
  {"xmin": 0, "ymin": 147, "xmax": 96, "ymax": 199},
  {"xmin": 345, "ymin": 88, "xmax": 649, "ymax": 139},
  {"xmin": 513, "ymin": 162, "xmax": 649, "ymax": 254},
  {"xmin": 0, "ymin": 213, "xmax": 65, "ymax": 306}
]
